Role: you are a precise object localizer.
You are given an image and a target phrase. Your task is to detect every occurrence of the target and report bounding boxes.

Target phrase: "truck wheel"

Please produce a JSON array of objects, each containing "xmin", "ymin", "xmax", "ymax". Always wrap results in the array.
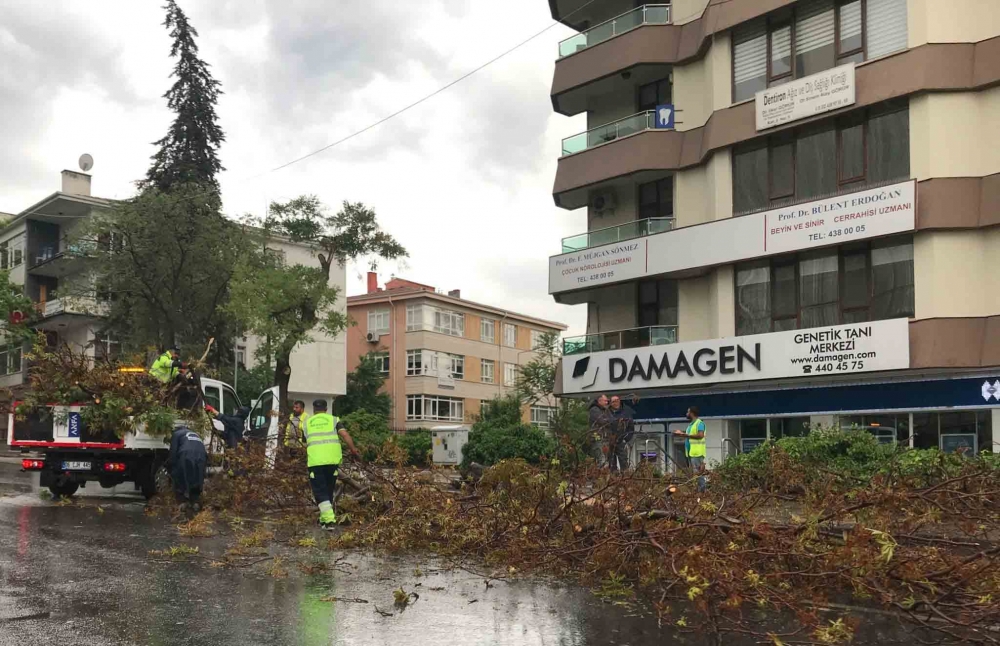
[
  {"xmin": 49, "ymin": 482, "xmax": 80, "ymax": 498},
  {"xmin": 141, "ymin": 464, "xmax": 170, "ymax": 500}
]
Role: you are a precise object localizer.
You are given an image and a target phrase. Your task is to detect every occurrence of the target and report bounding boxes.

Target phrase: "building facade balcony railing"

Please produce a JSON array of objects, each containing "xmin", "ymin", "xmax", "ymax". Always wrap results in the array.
[
  {"xmin": 562, "ymin": 111, "xmax": 666, "ymax": 157},
  {"xmin": 562, "ymin": 217, "xmax": 674, "ymax": 253},
  {"xmin": 563, "ymin": 325, "xmax": 677, "ymax": 356},
  {"xmin": 558, "ymin": 4, "xmax": 672, "ymax": 58}
]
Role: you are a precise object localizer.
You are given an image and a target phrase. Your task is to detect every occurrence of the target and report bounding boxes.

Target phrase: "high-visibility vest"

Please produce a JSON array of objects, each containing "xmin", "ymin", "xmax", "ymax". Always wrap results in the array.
[
  {"xmin": 304, "ymin": 413, "xmax": 342, "ymax": 467},
  {"xmin": 686, "ymin": 418, "xmax": 706, "ymax": 458},
  {"xmin": 149, "ymin": 352, "xmax": 178, "ymax": 383},
  {"xmin": 284, "ymin": 412, "xmax": 310, "ymax": 447}
]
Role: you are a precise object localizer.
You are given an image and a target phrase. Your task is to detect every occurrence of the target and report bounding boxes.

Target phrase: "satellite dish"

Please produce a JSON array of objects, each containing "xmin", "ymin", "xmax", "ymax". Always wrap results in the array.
[{"xmin": 79, "ymin": 154, "xmax": 94, "ymax": 172}]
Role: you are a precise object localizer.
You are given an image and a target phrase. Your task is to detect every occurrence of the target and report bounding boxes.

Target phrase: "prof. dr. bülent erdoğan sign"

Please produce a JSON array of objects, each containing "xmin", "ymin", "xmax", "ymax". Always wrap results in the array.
[{"xmin": 562, "ymin": 318, "xmax": 910, "ymax": 394}]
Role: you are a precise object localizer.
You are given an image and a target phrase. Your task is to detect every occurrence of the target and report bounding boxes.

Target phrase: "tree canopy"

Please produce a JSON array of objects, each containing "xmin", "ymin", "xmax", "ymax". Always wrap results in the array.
[{"xmin": 145, "ymin": 0, "xmax": 225, "ymax": 192}]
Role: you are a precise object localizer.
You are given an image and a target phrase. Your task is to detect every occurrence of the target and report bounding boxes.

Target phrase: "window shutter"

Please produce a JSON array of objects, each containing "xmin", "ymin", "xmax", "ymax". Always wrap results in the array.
[
  {"xmin": 839, "ymin": 1, "xmax": 862, "ymax": 43},
  {"xmin": 795, "ymin": 0, "xmax": 835, "ymax": 56},
  {"xmin": 733, "ymin": 20, "xmax": 767, "ymax": 86},
  {"xmin": 867, "ymin": 0, "xmax": 908, "ymax": 59}
]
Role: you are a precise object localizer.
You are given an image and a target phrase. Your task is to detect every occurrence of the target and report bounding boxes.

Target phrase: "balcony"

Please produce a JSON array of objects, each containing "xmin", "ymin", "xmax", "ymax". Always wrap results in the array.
[
  {"xmin": 564, "ymin": 325, "xmax": 677, "ymax": 355},
  {"xmin": 558, "ymin": 5, "xmax": 671, "ymax": 58},
  {"xmin": 562, "ymin": 111, "xmax": 667, "ymax": 157},
  {"xmin": 34, "ymin": 296, "xmax": 106, "ymax": 330},
  {"xmin": 562, "ymin": 217, "xmax": 673, "ymax": 253}
]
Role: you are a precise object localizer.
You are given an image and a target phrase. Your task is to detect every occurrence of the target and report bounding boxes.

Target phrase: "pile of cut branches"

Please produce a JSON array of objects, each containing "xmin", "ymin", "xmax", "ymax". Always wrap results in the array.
[{"xmin": 210, "ymin": 434, "xmax": 999, "ymax": 645}]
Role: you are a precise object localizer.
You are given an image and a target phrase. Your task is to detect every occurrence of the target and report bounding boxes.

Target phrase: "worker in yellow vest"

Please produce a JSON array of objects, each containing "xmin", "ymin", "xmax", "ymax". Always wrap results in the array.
[
  {"xmin": 303, "ymin": 399, "xmax": 360, "ymax": 530},
  {"xmin": 284, "ymin": 400, "xmax": 309, "ymax": 450},
  {"xmin": 673, "ymin": 405, "xmax": 707, "ymax": 492}
]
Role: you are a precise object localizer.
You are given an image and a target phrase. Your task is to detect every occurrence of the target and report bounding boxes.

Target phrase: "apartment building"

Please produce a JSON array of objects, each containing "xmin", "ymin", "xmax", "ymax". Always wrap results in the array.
[
  {"xmin": 0, "ymin": 169, "xmax": 346, "ymax": 409},
  {"xmin": 346, "ymin": 274, "xmax": 567, "ymax": 430},
  {"xmin": 546, "ymin": 0, "xmax": 1000, "ymax": 466}
]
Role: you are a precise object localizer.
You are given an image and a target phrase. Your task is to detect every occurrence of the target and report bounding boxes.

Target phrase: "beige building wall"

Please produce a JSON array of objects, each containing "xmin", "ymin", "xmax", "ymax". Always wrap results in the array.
[
  {"xmin": 910, "ymin": 88, "xmax": 1000, "ymax": 181},
  {"xmin": 908, "ymin": 0, "xmax": 1000, "ymax": 47},
  {"xmin": 675, "ymin": 150, "xmax": 733, "ymax": 227},
  {"xmin": 914, "ymin": 229, "xmax": 1000, "ymax": 319}
]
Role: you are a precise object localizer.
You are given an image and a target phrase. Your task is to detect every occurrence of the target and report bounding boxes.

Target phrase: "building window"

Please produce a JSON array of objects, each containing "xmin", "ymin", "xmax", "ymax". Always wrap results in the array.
[
  {"xmin": 434, "ymin": 309, "xmax": 465, "ymax": 337},
  {"xmin": 732, "ymin": 105, "xmax": 909, "ymax": 213},
  {"xmin": 530, "ymin": 406, "xmax": 556, "ymax": 429},
  {"xmin": 530, "ymin": 330, "xmax": 546, "ymax": 350},
  {"xmin": 735, "ymin": 237, "xmax": 913, "ymax": 334},
  {"xmin": 481, "ymin": 318, "xmax": 496, "ymax": 344},
  {"xmin": 406, "ymin": 395, "xmax": 464, "ymax": 422},
  {"xmin": 406, "ymin": 349, "xmax": 426, "ymax": 376},
  {"xmin": 731, "ymin": 0, "xmax": 907, "ymax": 103},
  {"xmin": 637, "ymin": 279, "xmax": 679, "ymax": 329},
  {"xmin": 481, "ymin": 359, "xmax": 495, "ymax": 384},
  {"xmin": 445, "ymin": 353, "xmax": 464, "ymax": 380},
  {"xmin": 235, "ymin": 344, "xmax": 247, "ymax": 368},
  {"xmin": 0, "ymin": 342, "xmax": 22, "ymax": 376},
  {"xmin": 637, "ymin": 178, "xmax": 673, "ymax": 221},
  {"xmin": 503, "ymin": 363, "xmax": 517, "ymax": 387},
  {"xmin": 637, "ymin": 76, "xmax": 672, "ymax": 112},
  {"xmin": 367, "ymin": 309, "xmax": 390, "ymax": 335},
  {"xmin": 769, "ymin": 417, "xmax": 812, "ymax": 438},
  {"xmin": 405, "ymin": 304, "xmax": 421, "ymax": 331},
  {"xmin": 0, "ymin": 238, "xmax": 24, "ymax": 270},
  {"xmin": 503, "ymin": 323, "xmax": 517, "ymax": 348},
  {"xmin": 372, "ymin": 352, "xmax": 390, "ymax": 376},
  {"xmin": 95, "ymin": 334, "xmax": 120, "ymax": 362}
]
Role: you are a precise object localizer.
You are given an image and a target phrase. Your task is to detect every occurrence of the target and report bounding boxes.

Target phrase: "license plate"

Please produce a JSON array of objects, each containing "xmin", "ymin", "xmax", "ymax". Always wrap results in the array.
[{"xmin": 61, "ymin": 461, "xmax": 91, "ymax": 471}]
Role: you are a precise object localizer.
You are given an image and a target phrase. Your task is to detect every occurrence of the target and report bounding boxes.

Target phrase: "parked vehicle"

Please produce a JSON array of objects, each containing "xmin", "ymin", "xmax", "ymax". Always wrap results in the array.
[{"xmin": 8, "ymin": 378, "xmax": 279, "ymax": 499}]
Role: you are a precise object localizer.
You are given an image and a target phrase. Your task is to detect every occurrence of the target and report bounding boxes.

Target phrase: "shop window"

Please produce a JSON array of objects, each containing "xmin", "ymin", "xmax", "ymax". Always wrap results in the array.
[
  {"xmin": 770, "ymin": 417, "xmax": 811, "ymax": 438},
  {"xmin": 739, "ymin": 419, "xmax": 768, "ymax": 453}
]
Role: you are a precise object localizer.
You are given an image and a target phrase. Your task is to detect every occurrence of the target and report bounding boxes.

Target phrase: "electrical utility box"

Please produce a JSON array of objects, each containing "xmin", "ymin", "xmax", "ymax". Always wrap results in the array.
[{"xmin": 431, "ymin": 426, "xmax": 469, "ymax": 465}]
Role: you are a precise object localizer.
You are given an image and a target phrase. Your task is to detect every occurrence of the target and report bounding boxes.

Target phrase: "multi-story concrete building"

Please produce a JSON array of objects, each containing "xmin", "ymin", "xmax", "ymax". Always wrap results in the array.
[
  {"xmin": 0, "ymin": 169, "xmax": 346, "ymax": 410},
  {"xmin": 346, "ymin": 274, "xmax": 567, "ymax": 430},
  {"xmin": 546, "ymin": 0, "xmax": 1000, "ymax": 466}
]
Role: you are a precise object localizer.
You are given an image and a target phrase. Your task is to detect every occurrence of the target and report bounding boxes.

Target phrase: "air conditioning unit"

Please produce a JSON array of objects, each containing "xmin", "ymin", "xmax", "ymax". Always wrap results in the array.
[
  {"xmin": 590, "ymin": 190, "xmax": 617, "ymax": 216},
  {"xmin": 365, "ymin": 331, "xmax": 380, "ymax": 343}
]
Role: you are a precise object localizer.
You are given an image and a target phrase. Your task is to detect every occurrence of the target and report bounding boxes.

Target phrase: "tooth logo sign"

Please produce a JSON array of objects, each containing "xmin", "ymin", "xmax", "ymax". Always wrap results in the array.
[{"xmin": 981, "ymin": 380, "xmax": 1000, "ymax": 402}]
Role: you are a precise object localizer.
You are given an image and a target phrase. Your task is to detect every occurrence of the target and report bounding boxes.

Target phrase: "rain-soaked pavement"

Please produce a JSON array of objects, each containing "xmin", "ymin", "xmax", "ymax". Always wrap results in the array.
[{"xmin": 0, "ymin": 457, "xmax": 678, "ymax": 646}]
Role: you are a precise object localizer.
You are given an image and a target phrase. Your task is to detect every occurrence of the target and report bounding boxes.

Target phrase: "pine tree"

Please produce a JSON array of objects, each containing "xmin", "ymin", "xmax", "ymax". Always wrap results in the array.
[{"xmin": 145, "ymin": 0, "xmax": 225, "ymax": 192}]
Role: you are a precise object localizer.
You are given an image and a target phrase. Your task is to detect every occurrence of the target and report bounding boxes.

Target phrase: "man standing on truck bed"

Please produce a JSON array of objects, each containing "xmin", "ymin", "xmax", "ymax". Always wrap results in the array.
[
  {"xmin": 168, "ymin": 422, "xmax": 207, "ymax": 514},
  {"xmin": 304, "ymin": 399, "xmax": 360, "ymax": 530},
  {"xmin": 150, "ymin": 346, "xmax": 185, "ymax": 384}
]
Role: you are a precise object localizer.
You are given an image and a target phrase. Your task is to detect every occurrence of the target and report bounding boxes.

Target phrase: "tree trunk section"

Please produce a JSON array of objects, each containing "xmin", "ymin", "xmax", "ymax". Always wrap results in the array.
[{"xmin": 274, "ymin": 353, "xmax": 292, "ymax": 447}]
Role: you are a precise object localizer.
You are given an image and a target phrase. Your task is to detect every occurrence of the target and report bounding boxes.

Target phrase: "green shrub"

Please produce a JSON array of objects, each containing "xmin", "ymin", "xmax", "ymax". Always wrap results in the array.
[
  {"xmin": 462, "ymin": 423, "xmax": 556, "ymax": 468},
  {"xmin": 717, "ymin": 426, "xmax": 999, "ymax": 492},
  {"xmin": 340, "ymin": 410, "xmax": 391, "ymax": 462},
  {"xmin": 394, "ymin": 430, "xmax": 432, "ymax": 467}
]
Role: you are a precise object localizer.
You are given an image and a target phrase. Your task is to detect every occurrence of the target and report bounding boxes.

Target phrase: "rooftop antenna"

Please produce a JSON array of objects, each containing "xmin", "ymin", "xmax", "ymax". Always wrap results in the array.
[{"xmin": 78, "ymin": 154, "xmax": 94, "ymax": 172}]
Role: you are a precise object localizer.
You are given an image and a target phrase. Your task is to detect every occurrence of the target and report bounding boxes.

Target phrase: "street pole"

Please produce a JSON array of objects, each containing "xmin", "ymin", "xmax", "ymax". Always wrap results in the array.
[{"xmin": 234, "ymin": 343, "xmax": 238, "ymax": 394}]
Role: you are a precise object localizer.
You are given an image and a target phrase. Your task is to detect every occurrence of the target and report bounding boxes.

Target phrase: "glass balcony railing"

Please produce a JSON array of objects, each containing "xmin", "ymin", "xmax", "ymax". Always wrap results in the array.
[
  {"xmin": 561, "ymin": 217, "xmax": 674, "ymax": 253},
  {"xmin": 561, "ymin": 111, "xmax": 660, "ymax": 156},
  {"xmin": 563, "ymin": 325, "xmax": 678, "ymax": 356},
  {"xmin": 558, "ymin": 4, "xmax": 672, "ymax": 58}
]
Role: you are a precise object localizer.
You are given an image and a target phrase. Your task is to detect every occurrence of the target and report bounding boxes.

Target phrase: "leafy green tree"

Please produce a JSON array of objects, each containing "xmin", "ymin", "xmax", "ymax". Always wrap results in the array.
[
  {"xmin": 515, "ymin": 331, "xmax": 560, "ymax": 406},
  {"xmin": 215, "ymin": 359, "xmax": 274, "ymax": 408},
  {"xmin": 84, "ymin": 185, "xmax": 244, "ymax": 354},
  {"xmin": 340, "ymin": 410, "xmax": 392, "ymax": 462},
  {"xmin": 335, "ymin": 353, "xmax": 392, "ymax": 419},
  {"xmin": 228, "ymin": 197, "xmax": 405, "ymax": 442},
  {"xmin": 145, "ymin": 0, "xmax": 225, "ymax": 192}
]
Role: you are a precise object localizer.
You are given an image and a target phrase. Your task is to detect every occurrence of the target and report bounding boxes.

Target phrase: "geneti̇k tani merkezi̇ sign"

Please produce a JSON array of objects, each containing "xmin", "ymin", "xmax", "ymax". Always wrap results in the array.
[{"xmin": 562, "ymin": 318, "xmax": 910, "ymax": 394}]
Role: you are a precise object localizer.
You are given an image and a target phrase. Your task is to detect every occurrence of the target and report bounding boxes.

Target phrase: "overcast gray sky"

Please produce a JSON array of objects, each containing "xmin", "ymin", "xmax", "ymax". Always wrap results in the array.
[{"xmin": 0, "ymin": 0, "xmax": 587, "ymax": 334}]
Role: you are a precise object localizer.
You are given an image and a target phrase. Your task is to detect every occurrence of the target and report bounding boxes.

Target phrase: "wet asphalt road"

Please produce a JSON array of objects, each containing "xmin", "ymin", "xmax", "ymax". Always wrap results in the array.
[{"xmin": 0, "ymin": 458, "xmax": 677, "ymax": 646}]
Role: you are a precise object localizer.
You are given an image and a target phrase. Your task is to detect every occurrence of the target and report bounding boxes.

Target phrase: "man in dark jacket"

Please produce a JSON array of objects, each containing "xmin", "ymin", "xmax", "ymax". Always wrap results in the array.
[
  {"xmin": 588, "ymin": 394, "xmax": 611, "ymax": 467},
  {"xmin": 206, "ymin": 405, "xmax": 250, "ymax": 450},
  {"xmin": 607, "ymin": 395, "xmax": 635, "ymax": 473},
  {"xmin": 168, "ymin": 424, "xmax": 207, "ymax": 513}
]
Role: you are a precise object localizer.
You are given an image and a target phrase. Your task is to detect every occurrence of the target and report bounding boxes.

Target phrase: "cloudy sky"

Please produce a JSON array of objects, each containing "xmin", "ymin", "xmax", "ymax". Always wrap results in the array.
[{"xmin": 0, "ymin": 0, "xmax": 587, "ymax": 333}]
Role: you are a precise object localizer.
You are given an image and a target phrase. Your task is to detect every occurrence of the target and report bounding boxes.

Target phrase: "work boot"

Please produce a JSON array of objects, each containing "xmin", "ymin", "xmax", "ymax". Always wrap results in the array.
[{"xmin": 321, "ymin": 522, "xmax": 336, "ymax": 532}]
